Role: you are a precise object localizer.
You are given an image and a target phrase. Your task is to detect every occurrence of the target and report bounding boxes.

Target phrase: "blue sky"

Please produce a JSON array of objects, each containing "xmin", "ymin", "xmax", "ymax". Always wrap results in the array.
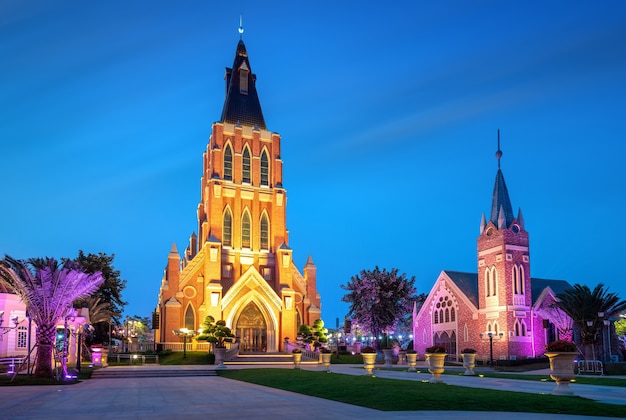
[{"xmin": 2, "ymin": 1, "xmax": 625, "ymax": 326}]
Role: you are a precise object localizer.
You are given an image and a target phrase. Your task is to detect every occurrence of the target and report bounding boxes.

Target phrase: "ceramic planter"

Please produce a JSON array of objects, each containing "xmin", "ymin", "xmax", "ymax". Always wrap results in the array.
[
  {"xmin": 398, "ymin": 350, "xmax": 407, "ymax": 366},
  {"xmin": 406, "ymin": 352, "xmax": 418, "ymax": 371},
  {"xmin": 382, "ymin": 348, "xmax": 393, "ymax": 367},
  {"xmin": 462, "ymin": 353, "xmax": 477, "ymax": 376},
  {"xmin": 545, "ymin": 352, "xmax": 578, "ymax": 395},
  {"xmin": 426, "ymin": 353, "xmax": 447, "ymax": 383},
  {"xmin": 362, "ymin": 353, "xmax": 377, "ymax": 376},
  {"xmin": 321, "ymin": 353, "xmax": 332, "ymax": 372},
  {"xmin": 214, "ymin": 347, "xmax": 227, "ymax": 369},
  {"xmin": 292, "ymin": 352, "xmax": 302, "ymax": 369}
]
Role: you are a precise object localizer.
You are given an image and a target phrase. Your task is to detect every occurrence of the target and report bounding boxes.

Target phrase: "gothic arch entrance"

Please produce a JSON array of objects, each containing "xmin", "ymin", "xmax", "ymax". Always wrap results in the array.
[
  {"xmin": 235, "ymin": 302, "xmax": 267, "ymax": 352},
  {"xmin": 434, "ymin": 331, "xmax": 457, "ymax": 356}
]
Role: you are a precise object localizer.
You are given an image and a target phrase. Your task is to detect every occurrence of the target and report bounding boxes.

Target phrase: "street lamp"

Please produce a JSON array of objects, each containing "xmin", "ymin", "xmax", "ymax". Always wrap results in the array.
[
  {"xmin": 173, "ymin": 328, "xmax": 196, "ymax": 358},
  {"xmin": 480, "ymin": 331, "xmax": 503, "ymax": 366}
]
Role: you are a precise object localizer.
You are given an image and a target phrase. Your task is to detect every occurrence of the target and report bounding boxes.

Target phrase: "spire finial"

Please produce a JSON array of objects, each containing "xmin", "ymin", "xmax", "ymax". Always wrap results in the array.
[
  {"xmin": 495, "ymin": 128, "xmax": 502, "ymax": 169},
  {"xmin": 238, "ymin": 14, "xmax": 244, "ymax": 39}
]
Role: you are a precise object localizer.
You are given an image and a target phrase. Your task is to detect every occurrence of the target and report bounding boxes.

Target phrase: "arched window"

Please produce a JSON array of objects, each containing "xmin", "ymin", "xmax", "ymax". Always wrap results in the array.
[
  {"xmin": 515, "ymin": 321, "xmax": 520, "ymax": 336},
  {"xmin": 513, "ymin": 264, "xmax": 519, "ymax": 294},
  {"xmin": 224, "ymin": 144, "xmax": 233, "ymax": 181},
  {"xmin": 493, "ymin": 322, "xmax": 499, "ymax": 335},
  {"xmin": 242, "ymin": 210, "xmax": 251, "ymax": 248},
  {"xmin": 521, "ymin": 322, "xmax": 527, "ymax": 336},
  {"xmin": 242, "ymin": 146, "xmax": 251, "ymax": 184},
  {"xmin": 485, "ymin": 268, "xmax": 491, "ymax": 296},
  {"xmin": 434, "ymin": 311, "xmax": 439, "ymax": 324},
  {"xmin": 260, "ymin": 149, "xmax": 269, "ymax": 186},
  {"xmin": 223, "ymin": 208, "xmax": 232, "ymax": 247},
  {"xmin": 445, "ymin": 308, "xmax": 450, "ymax": 323},
  {"xmin": 464, "ymin": 324, "xmax": 469, "ymax": 342},
  {"xmin": 185, "ymin": 305, "xmax": 195, "ymax": 330},
  {"xmin": 486, "ymin": 322, "xmax": 492, "ymax": 333},
  {"xmin": 518, "ymin": 265, "xmax": 525, "ymax": 294},
  {"xmin": 450, "ymin": 307, "xmax": 456, "ymax": 322},
  {"xmin": 260, "ymin": 212, "xmax": 269, "ymax": 251},
  {"xmin": 491, "ymin": 266, "xmax": 498, "ymax": 296},
  {"xmin": 439, "ymin": 309, "xmax": 444, "ymax": 324}
]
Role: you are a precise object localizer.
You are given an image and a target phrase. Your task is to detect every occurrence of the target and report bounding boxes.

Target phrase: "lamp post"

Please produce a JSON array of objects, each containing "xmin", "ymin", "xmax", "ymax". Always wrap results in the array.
[
  {"xmin": 586, "ymin": 320, "xmax": 596, "ymax": 361},
  {"xmin": 480, "ymin": 331, "xmax": 503, "ymax": 366},
  {"xmin": 173, "ymin": 328, "xmax": 195, "ymax": 358}
]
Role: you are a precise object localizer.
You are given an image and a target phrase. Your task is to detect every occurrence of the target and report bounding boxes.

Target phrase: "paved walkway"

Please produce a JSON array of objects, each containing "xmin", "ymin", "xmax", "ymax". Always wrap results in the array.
[{"xmin": 1, "ymin": 363, "xmax": 623, "ymax": 419}]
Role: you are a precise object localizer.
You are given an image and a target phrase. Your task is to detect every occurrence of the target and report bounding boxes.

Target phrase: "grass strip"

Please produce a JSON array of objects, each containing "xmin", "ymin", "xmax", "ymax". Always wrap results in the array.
[{"xmin": 217, "ymin": 368, "xmax": 624, "ymax": 417}]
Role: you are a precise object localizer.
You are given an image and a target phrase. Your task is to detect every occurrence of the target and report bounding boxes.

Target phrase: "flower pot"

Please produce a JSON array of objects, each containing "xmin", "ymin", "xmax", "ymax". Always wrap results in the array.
[
  {"xmin": 362, "ymin": 353, "xmax": 377, "ymax": 376},
  {"xmin": 462, "ymin": 353, "xmax": 477, "ymax": 376},
  {"xmin": 398, "ymin": 350, "xmax": 407, "ymax": 366},
  {"xmin": 293, "ymin": 353, "xmax": 302, "ymax": 369},
  {"xmin": 406, "ymin": 353, "xmax": 418, "ymax": 372},
  {"xmin": 426, "ymin": 353, "xmax": 447, "ymax": 383},
  {"xmin": 545, "ymin": 352, "xmax": 578, "ymax": 395},
  {"xmin": 321, "ymin": 353, "xmax": 332, "ymax": 372},
  {"xmin": 382, "ymin": 348, "xmax": 393, "ymax": 367},
  {"xmin": 214, "ymin": 347, "xmax": 227, "ymax": 369}
]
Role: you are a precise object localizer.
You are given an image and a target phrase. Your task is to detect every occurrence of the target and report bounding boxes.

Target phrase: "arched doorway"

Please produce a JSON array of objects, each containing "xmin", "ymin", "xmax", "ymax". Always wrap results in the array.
[
  {"xmin": 434, "ymin": 331, "xmax": 457, "ymax": 356},
  {"xmin": 236, "ymin": 302, "xmax": 267, "ymax": 352}
]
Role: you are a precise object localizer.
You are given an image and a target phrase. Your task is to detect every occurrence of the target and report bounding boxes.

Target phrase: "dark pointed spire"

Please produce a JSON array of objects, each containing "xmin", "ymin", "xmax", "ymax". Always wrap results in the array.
[
  {"xmin": 489, "ymin": 130, "xmax": 514, "ymax": 228},
  {"xmin": 220, "ymin": 26, "xmax": 267, "ymax": 130}
]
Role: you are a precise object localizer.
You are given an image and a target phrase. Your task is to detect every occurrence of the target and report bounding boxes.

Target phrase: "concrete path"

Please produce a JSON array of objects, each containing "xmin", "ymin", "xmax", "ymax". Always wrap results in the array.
[{"xmin": 1, "ymin": 363, "xmax": 623, "ymax": 419}]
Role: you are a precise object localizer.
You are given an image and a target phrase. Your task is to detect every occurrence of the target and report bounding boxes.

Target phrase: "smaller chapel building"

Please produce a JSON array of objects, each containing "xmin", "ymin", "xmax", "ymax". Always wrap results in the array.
[{"xmin": 413, "ymin": 135, "xmax": 572, "ymax": 362}]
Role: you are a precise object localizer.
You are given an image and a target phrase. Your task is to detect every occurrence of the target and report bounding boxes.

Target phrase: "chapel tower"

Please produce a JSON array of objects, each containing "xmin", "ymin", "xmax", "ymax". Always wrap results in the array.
[
  {"xmin": 155, "ymin": 29, "xmax": 321, "ymax": 352},
  {"xmin": 476, "ymin": 130, "xmax": 532, "ymax": 357}
]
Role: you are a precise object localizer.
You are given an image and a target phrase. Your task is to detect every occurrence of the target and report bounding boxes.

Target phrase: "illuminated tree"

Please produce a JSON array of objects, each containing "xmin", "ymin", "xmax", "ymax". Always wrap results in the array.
[
  {"xmin": 556, "ymin": 283, "xmax": 626, "ymax": 358},
  {"xmin": 71, "ymin": 251, "xmax": 126, "ymax": 345},
  {"xmin": 297, "ymin": 319, "xmax": 328, "ymax": 349},
  {"xmin": 0, "ymin": 256, "xmax": 104, "ymax": 378},
  {"xmin": 341, "ymin": 266, "xmax": 416, "ymax": 348}
]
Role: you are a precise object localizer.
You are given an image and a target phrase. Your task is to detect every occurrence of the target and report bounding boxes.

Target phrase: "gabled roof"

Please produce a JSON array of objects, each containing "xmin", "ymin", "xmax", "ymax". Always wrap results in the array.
[
  {"xmin": 442, "ymin": 270, "xmax": 572, "ymax": 308},
  {"xmin": 443, "ymin": 271, "xmax": 479, "ymax": 308},
  {"xmin": 220, "ymin": 39, "xmax": 266, "ymax": 129},
  {"xmin": 531, "ymin": 278, "xmax": 572, "ymax": 305}
]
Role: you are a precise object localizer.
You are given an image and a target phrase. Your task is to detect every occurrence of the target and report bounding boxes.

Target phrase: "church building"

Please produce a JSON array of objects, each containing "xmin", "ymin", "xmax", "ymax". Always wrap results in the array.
[
  {"xmin": 155, "ymin": 33, "xmax": 321, "ymax": 352},
  {"xmin": 412, "ymin": 133, "xmax": 572, "ymax": 362}
]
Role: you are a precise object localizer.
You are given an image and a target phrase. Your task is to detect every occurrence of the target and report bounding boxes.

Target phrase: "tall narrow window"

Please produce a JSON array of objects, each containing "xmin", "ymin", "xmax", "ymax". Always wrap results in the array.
[
  {"xmin": 224, "ymin": 144, "xmax": 233, "ymax": 181},
  {"xmin": 240, "ymin": 69, "xmax": 249, "ymax": 94},
  {"xmin": 185, "ymin": 305, "xmax": 195, "ymax": 330},
  {"xmin": 434, "ymin": 311, "xmax": 439, "ymax": 324},
  {"xmin": 223, "ymin": 208, "xmax": 232, "ymax": 247},
  {"xmin": 445, "ymin": 308, "xmax": 450, "ymax": 323},
  {"xmin": 260, "ymin": 149, "xmax": 269, "ymax": 186},
  {"xmin": 491, "ymin": 266, "xmax": 498, "ymax": 296},
  {"xmin": 485, "ymin": 268, "xmax": 491, "ymax": 296},
  {"xmin": 513, "ymin": 264, "xmax": 519, "ymax": 294},
  {"xmin": 242, "ymin": 147, "xmax": 251, "ymax": 183},
  {"xmin": 518, "ymin": 265, "xmax": 525, "ymax": 294},
  {"xmin": 450, "ymin": 307, "xmax": 456, "ymax": 322},
  {"xmin": 260, "ymin": 213, "xmax": 269, "ymax": 251},
  {"xmin": 242, "ymin": 210, "xmax": 251, "ymax": 248},
  {"xmin": 17, "ymin": 326, "xmax": 27, "ymax": 348}
]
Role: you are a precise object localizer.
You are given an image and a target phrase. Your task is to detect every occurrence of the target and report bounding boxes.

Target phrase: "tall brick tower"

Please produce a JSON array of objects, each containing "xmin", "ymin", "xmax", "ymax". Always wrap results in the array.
[
  {"xmin": 155, "ymin": 29, "xmax": 321, "ymax": 352},
  {"xmin": 476, "ymin": 130, "xmax": 532, "ymax": 359}
]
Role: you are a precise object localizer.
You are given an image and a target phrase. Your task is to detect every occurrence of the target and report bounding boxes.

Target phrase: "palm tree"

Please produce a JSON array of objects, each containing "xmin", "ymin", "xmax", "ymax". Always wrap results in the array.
[
  {"xmin": 556, "ymin": 283, "xmax": 626, "ymax": 359},
  {"xmin": 0, "ymin": 256, "xmax": 104, "ymax": 377}
]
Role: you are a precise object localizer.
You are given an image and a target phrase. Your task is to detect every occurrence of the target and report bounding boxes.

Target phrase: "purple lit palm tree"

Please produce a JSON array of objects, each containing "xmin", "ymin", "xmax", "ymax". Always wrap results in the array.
[{"xmin": 0, "ymin": 256, "xmax": 104, "ymax": 378}]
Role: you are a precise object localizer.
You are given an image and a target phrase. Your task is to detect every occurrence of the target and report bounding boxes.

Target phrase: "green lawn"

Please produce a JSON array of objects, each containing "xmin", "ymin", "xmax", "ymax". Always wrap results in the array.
[{"xmin": 217, "ymin": 368, "xmax": 625, "ymax": 417}]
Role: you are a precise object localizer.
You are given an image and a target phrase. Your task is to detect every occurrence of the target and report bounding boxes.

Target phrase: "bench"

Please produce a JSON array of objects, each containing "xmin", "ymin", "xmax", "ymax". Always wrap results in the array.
[{"xmin": 577, "ymin": 360, "xmax": 603, "ymax": 375}]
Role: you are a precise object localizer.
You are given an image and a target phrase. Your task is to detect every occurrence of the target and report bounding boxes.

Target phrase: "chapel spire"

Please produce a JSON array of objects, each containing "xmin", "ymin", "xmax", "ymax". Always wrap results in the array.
[{"xmin": 489, "ymin": 129, "xmax": 514, "ymax": 229}]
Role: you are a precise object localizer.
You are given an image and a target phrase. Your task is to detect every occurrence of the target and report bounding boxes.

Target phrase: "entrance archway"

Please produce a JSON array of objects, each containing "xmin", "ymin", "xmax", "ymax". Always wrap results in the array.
[
  {"xmin": 235, "ymin": 302, "xmax": 267, "ymax": 352},
  {"xmin": 434, "ymin": 331, "xmax": 457, "ymax": 356}
]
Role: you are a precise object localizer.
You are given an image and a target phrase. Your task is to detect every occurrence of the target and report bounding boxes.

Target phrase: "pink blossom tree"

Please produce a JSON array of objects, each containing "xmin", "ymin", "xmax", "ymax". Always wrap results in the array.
[
  {"xmin": 0, "ymin": 256, "xmax": 104, "ymax": 378},
  {"xmin": 341, "ymin": 266, "xmax": 416, "ymax": 349}
]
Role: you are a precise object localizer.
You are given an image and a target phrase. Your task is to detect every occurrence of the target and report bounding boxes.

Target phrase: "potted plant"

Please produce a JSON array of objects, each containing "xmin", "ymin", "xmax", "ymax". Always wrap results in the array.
[
  {"xmin": 425, "ymin": 345, "xmax": 447, "ymax": 383},
  {"xmin": 461, "ymin": 348, "xmax": 477, "ymax": 376},
  {"xmin": 544, "ymin": 340, "xmax": 578, "ymax": 395},
  {"xmin": 405, "ymin": 348, "xmax": 418, "ymax": 372},
  {"xmin": 361, "ymin": 346, "xmax": 377, "ymax": 376},
  {"xmin": 319, "ymin": 347, "xmax": 332, "ymax": 372},
  {"xmin": 292, "ymin": 348, "xmax": 303, "ymax": 369},
  {"xmin": 196, "ymin": 316, "xmax": 235, "ymax": 369}
]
